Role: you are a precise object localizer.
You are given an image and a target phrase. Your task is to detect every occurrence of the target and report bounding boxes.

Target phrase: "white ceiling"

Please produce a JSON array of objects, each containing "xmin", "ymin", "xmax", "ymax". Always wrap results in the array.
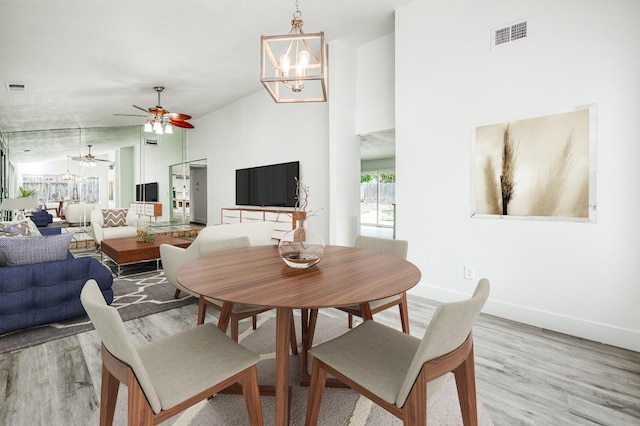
[{"xmin": 0, "ymin": 0, "xmax": 409, "ymax": 163}]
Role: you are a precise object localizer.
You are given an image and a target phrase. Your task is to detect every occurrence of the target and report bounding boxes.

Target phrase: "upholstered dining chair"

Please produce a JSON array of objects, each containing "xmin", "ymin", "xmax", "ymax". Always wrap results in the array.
[
  {"xmin": 305, "ymin": 278, "xmax": 490, "ymax": 426},
  {"xmin": 160, "ymin": 222, "xmax": 297, "ymax": 352},
  {"xmin": 80, "ymin": 279, "xmax": 264, "ymax": 426},
  {"xmin": 307, "ymin": 236, "xmax": 410, "ymax": 346},
  {"xmin": 344, "ymin": 236, "xmax": 410, "ymax": 330},
  {"xmin": 161, "ymin": 223, "xmax": 275, "ymax": 337}
]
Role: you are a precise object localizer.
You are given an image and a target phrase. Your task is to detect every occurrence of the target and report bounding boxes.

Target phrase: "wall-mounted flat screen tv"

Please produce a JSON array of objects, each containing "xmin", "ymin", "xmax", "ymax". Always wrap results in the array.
[
  {"xmin": 136, "ymin": 182, "xmax": 159, "ymax": 202},
  {"xmin": 236, "ymin": 161, "xmax": 299, "ymax": 207}
]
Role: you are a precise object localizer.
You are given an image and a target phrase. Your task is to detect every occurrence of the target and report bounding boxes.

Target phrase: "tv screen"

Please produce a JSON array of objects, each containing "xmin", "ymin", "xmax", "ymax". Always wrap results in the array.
[
  {"xmin": 236, "ymin": 161, "xmax": 299, "ymax": 207},
  {"xmin": 136, "ymin": 182, "xmax": 158, "ymax": 202}
]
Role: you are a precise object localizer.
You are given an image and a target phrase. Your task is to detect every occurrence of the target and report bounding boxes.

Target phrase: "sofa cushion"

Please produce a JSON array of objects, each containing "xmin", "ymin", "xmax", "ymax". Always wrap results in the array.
[
  {"xmin": 0, "ymin": 233, "xmax": 73, "ymax": 266},
  {"xmin": 102, "ymin": 226, "xmax": 137, "ymax": 240},
  {"xmin": 0, "ymin": 256, "xmax": 114, "ymax": 335},
  {"xmin": 102, "ymin": 209, "xmax": 128, "ymax": 227},
  {"xmin": 0, "ymin": 219, "xmax": 42, "ymax": 237}
]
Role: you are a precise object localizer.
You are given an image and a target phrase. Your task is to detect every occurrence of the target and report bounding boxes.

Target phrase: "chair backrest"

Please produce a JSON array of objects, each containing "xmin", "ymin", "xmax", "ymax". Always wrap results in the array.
[
  {"xmin": 195, "ymin": 222, "xmax": 275, "ymax": 252},
  {"xmin": 80, "ymin": 280, "xmax": 163, "ymax": 413},
  {"xmin": 354, "ymin": 236, "xmax": 408, "ymax": 260},
  {"xmin": 198, "ymin": 235, "xmax": 250, "ymax": 256},
  {"xmin": 396, "ymin": 278, "xmax": 490, "ymax": 406}
]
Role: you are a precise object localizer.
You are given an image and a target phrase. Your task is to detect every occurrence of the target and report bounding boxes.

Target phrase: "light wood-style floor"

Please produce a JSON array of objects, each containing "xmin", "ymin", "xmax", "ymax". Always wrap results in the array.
[{"xmin": 1, "ymin": 295, "xmax": 638, "ymax": 425}]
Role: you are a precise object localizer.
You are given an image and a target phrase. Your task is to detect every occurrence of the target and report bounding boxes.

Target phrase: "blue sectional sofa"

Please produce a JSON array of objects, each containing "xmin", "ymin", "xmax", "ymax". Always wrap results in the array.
[{"xmin": 0, "ymin": 253, "xmax": 114, "ymax": 335}]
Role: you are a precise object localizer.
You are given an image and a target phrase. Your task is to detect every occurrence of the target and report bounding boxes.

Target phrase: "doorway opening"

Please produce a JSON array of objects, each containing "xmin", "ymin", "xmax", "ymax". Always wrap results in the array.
[{"xmin": 360, "ymin": 129, "xmax": 395, "ymax": 239}]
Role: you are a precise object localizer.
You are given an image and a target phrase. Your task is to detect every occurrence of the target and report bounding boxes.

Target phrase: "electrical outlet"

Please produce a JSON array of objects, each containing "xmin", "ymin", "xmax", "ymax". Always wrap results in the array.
[{"xmin": 464, "ymin": 265, "xmax": 475, "ymax": 280}]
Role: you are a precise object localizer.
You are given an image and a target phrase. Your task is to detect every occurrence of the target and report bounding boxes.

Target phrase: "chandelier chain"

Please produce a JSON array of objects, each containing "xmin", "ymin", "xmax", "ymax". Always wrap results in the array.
[{"xmin": 293, "ymin": 0, "xmax": 301, "ymax": 20}]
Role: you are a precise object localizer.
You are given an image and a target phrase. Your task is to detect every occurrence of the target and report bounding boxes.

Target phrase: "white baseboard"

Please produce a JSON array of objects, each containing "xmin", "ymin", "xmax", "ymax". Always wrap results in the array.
[{"xmin": 409, "ymin": 283, "xmax": 640, "ymax": 353}]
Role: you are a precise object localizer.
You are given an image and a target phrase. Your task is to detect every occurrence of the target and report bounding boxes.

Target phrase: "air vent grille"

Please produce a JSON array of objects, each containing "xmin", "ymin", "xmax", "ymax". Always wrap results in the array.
[
  {"xmin": 492, "ymin": 19, "xmax": 528, "ymax": 48},
  {"xmin": 5, "ymin": 83, "xmax": 26, "ymax": 92}
]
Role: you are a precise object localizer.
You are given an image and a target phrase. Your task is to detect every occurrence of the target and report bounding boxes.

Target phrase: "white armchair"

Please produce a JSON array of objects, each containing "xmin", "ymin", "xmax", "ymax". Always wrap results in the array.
[
  {"xmin": 63, "ymin": 202, "xmax": 95, "ymax": 225},
  {"xmin": 90, "ymin": 208, "xmax": 138, "ymax": 247},
  {"xmin": 160, "ymin": 222, "xmax": 281, "ymax": 342}
]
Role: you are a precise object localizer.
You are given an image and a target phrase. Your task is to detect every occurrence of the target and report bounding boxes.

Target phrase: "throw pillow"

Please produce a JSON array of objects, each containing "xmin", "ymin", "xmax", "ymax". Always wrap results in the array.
[
  {"xmin": 0, "ymin": 233, "xmax": 73, "ymax": 266},
  {"xmin": 103, "ymin": 209, "xmax": 128, "ymax": 227},
  {"xmin": 0, "ymin": 219, "xmax": 42, "ymax": 237}
]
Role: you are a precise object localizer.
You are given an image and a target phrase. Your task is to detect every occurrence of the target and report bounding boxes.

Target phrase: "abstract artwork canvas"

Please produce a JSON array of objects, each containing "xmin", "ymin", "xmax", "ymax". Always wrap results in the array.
[{"xmin": 472, "ymin": 105, "xmax": 596, "ymax": 222}]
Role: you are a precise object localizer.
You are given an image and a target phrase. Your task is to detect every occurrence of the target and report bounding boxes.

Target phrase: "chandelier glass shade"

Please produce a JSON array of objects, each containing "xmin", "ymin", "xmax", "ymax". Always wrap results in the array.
[{"xmin": 260, "ymin": 3, "xmax": 327, "ymax": 103}]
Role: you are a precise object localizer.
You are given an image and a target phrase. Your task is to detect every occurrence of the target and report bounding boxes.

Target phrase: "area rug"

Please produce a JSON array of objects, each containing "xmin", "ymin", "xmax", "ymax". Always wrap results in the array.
[
  {"xmin": 0, "ymin": 270, "xmax": 196, "ymax": 354},
  {"xmin": 92, "ymin": 316, "xmax": 494, "ymax": 425}
]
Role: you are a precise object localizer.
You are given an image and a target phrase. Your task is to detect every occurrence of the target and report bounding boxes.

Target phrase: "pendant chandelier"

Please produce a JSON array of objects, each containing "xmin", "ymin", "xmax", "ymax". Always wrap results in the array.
[
  {"xmin": 260, "ymin": 0, "xmax": 327, "ymax": 103},
  {"xmin": 60, "ymin": 156, "xmax": 77, "ymax": 181}
]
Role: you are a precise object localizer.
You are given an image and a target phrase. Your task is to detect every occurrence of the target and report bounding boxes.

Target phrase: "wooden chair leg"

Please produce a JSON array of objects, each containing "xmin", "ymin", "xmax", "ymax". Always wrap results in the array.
[
  {"xmin": 305, "ymin": 360, "xmax": 328, "ymax": 426},
  {"xmin": 231, "ymin": 318, "xmax": 240, "ymax": 342},
  {"xmin": 401, "ymin": 367, "xmax": 427, "ymax": 425},
  {"xmin": 127, "ymin": 374, "xmax": 154, "ymax": 426},
  {"xmin": 100, "ymin": 364, "xmax": 120, "ymax": 426},
  {"xmin": 252, "ymin": 314, "xmax": 257, "ymax": 330},
  {"xmin": 399, "ymin": 292, "xmax": 410, "ymax": 334},
  {"xmin": 348, "ymin": 313, "xmax": 353, "ymax": 328},
  {"xmin": 174, "ymin": 289, "xmax": 181, "ymax": 299},
  {"xmin": 240, "ymin": 365, "xmax": 264, "ymax": 426},
  {"xmin": 290, "ymin": 310, "xmax": 298, "ymax": 355},
  {"xmin": 453, "ymin": 344, "xmax": 478, "ymax": 426}
]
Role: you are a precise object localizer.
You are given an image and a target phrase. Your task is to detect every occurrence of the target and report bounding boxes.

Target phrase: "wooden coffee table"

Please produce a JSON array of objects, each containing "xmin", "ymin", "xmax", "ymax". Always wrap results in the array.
[{"xmin": 100, "ymin": 235, "xmax": 191, "ymax": 276}]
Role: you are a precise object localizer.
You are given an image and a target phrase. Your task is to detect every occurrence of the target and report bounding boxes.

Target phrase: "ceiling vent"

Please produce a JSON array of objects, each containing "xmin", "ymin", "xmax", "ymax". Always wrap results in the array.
[
  {"xmin": 5, "ymin": 83, "xmax": 26, "ymax": 92},
  {"xmin": 492, "ymin": 19, "xmax": 528, "ymax": 49}
]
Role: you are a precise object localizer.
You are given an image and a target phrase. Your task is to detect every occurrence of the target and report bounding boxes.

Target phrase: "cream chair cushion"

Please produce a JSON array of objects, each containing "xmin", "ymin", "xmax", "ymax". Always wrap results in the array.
[
  {"xmin": 161, "ymin": 221, "xmax": 276, "ymax": 298},
  {"xmin": 80, "ymin": 279, "xmax": 261, "ymax": 414}
]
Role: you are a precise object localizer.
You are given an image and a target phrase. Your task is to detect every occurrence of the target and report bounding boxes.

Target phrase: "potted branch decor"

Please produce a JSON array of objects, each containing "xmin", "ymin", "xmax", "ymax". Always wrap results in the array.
[{"xmin": 278, "ymin": 178, "xmax": 325, "ymax": 269}]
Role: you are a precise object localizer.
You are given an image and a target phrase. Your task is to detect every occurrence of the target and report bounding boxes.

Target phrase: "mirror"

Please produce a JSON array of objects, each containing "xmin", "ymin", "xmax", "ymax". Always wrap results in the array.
[{"xmin": 170, "ymin": 159, "xmax": 207, "ymax": 223}]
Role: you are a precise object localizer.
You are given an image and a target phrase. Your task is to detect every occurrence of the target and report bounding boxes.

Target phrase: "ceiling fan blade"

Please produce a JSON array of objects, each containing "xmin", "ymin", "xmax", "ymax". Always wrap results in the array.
[
  {"xmin": 170, "ymin": 119, "xmax": 194, "ymax": 129},
  {"xmin": 133, "ymin": 105, "xmax": 150, "ymax": 114},
  {"xmin": 113, "ymin": 113, "xmax": 148, "ymax": 117},
  {"xmin": 167, "ymin": 112, "xmax": 192, "ymax": 121},
  {"xmin": 69, "ymin": 156, "xmax": 83, "ymax": 161}
]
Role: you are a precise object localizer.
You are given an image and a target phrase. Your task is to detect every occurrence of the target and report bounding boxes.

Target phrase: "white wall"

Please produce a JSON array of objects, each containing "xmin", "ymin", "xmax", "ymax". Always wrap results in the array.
[
  {"xmin": 395, "ymin": 0, "xmax": 640, "ymax": 351},
  {"xmin": 188, "ymin": 91, "xmax": 330, "ymax": 239},
  {"xmin": 356, "ymin": 33, "xmax": 395, "ymax": 135},
  {"xmin": 328, "ymin": 41, "xmax": 362, "ymax": 246}
]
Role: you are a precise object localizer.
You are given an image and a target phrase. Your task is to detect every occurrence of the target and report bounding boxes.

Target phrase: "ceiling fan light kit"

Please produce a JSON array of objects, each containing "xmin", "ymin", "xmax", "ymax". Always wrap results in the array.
[
  {"xmin": 70, "ymin": 144, "xmax": 112, "ymax": 167},
  {"xmin": 260, "ymin": 0, "xmax": 328, "ymax": 103},
  {"xmin": 140, "ymin": 86, "xmax": 193, "ymax": 135}
]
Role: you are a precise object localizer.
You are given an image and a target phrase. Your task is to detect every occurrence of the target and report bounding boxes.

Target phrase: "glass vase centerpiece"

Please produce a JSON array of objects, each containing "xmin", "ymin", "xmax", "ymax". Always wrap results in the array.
[{"xmin": 278, "ymin": 179, "xmax": 325, "ymax": 269}]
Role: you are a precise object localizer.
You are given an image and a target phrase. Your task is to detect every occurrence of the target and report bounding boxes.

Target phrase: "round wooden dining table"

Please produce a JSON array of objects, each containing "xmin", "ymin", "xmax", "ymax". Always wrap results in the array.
[{"xmin": 177, "ymin": 244, "xmax": 421, "ymax": 426}]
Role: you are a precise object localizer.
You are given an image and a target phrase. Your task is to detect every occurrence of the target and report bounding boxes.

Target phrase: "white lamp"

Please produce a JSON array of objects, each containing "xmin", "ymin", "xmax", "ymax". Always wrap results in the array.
[{"xmin": 0, "ymin": 197, "xmax": 39, "ymax": 221}]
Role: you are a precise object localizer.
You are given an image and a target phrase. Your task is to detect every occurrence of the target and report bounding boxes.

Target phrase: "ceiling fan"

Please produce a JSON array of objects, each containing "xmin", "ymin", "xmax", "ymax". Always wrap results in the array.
[
  {"xmin": 70, "ymin": 144, "xmax": 112, "ymax": 167},
  {"xmin": 115, "ymin": 86, "xmax": 194, "ymax": 134}
]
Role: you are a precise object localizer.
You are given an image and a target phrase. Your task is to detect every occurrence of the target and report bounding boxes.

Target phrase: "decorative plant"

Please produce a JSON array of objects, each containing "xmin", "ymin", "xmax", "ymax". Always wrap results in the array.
[
  {"xmin": 293, "ymin": 177, "xmax": 321, "ymax": 220},
  {"xmin": 19, "ymin": 186, "xmax": 35, "ymax": 197}
]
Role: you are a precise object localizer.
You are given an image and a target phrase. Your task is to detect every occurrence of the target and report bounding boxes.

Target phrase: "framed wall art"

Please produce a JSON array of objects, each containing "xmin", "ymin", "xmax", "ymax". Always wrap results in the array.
[{"xmin": 472, "ymin": 104, "xmax": 596, "ymax": 222}]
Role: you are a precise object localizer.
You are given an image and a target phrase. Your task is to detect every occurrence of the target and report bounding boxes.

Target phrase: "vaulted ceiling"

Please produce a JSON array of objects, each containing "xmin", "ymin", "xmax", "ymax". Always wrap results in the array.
[{"xmin": 0, "ymin": 0, "xmax": 410, "ymax": 163}]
